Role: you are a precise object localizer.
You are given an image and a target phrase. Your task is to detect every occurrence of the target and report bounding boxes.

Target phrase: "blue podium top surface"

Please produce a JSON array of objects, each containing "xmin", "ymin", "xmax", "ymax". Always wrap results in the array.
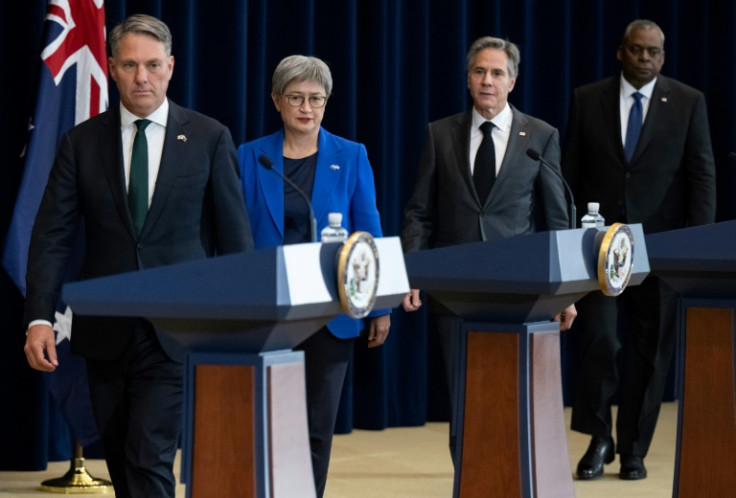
[
  {"xmin": 646, "ymin": 220, "xmax": 736, "ymax": 272},
  {"xmin": 405, "ymin": 226, "xmax": 649, "ymax": 296},
  {"xmin": 403, "ymin": 226, "xmax": 648, "ymax": 323},
  {"xmin": 646, "ymin": 221, "xmax": 736, "ymax": 298}
]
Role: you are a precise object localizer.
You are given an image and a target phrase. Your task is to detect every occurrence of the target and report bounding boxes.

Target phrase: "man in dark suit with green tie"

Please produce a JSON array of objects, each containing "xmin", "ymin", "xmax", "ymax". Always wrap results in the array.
[{"xmin": 23, "ymin": 14, "xmax": 253, "ymax": 497}]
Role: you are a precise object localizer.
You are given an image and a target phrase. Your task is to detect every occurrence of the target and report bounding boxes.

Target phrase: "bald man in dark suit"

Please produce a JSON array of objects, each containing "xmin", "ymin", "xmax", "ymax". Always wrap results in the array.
[{"xmin": 562, "ymin": 19, "xmax": 716, "ymax": 481}]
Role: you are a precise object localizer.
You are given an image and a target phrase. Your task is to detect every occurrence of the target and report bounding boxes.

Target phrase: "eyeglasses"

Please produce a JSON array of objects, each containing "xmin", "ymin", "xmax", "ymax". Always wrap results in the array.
[
  {"xmin": 282, "ymin": 94, "xmax": 328, "ymax": 108},
  {"xmin": 624, "ymin": 45, "xmax": 663, "ymax": 58}
]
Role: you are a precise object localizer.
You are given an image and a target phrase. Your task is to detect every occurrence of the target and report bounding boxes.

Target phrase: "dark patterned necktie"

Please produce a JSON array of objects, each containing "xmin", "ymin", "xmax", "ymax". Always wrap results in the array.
[
  {"xmin": 129, "ymin": 119, "xmax": 151, "ymax": 235},
  {"xmin": 474, "ymin": 120, "xmax": 496, "ymax": 202}
]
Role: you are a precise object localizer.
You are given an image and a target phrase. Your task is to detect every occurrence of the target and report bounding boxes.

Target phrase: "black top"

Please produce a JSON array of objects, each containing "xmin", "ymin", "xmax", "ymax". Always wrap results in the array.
[{"xmin": 283, "ymin": 153, "xmax": 317, "ymax": 244}]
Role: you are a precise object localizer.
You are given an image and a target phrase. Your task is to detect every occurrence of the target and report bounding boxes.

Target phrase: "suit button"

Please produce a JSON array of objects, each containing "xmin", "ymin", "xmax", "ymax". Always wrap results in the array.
[
  {"xmin": 137, "ymin": 243, "xmax": 143, "ymax": 249},
  {"xmin": 625, "ymin": 172, "xmax": 631, "ymax": 179}
]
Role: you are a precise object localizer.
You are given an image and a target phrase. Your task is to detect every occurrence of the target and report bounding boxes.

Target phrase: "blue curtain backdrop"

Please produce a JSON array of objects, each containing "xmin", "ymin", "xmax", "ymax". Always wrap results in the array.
[{"xmin": 2, "ymin": 0, "xmax": 735, "ymax": 469}]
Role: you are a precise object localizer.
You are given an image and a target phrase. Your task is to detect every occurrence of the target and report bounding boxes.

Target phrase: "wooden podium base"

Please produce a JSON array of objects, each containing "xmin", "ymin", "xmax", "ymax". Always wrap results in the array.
[
  {"xmin": 675, "ymin": 303, "xmax": 736, "ymax": 497},
  {"xmin": 182, "ymin": 351, "xmax": 315, "ymax": 498},
  {"xmin": 455, "ymin": 321, "xmax": 574, "ymax": 498}
]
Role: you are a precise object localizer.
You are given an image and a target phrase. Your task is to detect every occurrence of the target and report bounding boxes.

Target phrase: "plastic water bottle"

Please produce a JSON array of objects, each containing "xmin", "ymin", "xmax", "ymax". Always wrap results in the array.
[
  {"xmin": 580, "ymin": 202, "xmax": 605, "ymax": 228},
  {"xmin": 321, "ymin": 212, "xmax": 349, "ymax": 243}
]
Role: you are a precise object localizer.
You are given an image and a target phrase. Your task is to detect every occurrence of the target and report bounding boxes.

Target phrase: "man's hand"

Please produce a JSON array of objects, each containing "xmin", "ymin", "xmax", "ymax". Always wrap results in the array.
[
  {"xmin": 367, "ymin": 314, "xmax": 391, "ymax": 348},
  {"xmin": 402, "ymin": 289, "xmax": 422, "ymax": 312},
  {"xmin": 554, "ymin": 303, "xmax": 578, "ymax": 331},
  {"xmin": 24, "ymin": 323, "xmax": 58, "ymax": 372}
]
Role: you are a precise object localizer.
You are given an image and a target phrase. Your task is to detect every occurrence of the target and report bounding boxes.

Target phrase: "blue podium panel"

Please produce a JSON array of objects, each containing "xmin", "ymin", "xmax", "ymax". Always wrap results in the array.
[
  {"xmin": 647, "ymin": 220, "xmax": 736, "ymax": 298},
  {"xmin": 405, "ymin": 226, "xmax": 649, "ymax": 323}
]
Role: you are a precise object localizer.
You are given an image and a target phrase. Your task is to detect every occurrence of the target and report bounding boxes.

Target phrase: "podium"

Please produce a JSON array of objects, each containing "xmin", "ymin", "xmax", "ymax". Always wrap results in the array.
[
  {"xmin": 646, "ymin": 221, "xmax": 736, "ymax": 497},
  {"xmin": 404, "ymin": 226, "xmax": 649, "ymax": 497},
  {"xmin": 63, "ymin": 238, "xmax": 409, "ymax": 498}
]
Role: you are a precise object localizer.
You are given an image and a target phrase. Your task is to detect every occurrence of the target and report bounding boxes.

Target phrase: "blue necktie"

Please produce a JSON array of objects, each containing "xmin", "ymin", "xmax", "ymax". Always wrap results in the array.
[
  {"xmin": 624, "ymin": 92, "xmax": 643, "ymax": 162},
  {"xmin": 129, "ymin": 119, "xmax": 151, "ymax": 235},
  {"xmin": 473, "ymin": 121, "xmax": 496, "ymax": 202}
]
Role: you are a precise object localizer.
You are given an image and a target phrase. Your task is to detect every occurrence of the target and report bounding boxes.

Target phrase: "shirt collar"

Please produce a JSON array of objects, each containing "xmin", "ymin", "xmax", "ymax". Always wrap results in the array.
[
  {"xmin": 620, "ymin": 74, "xmax": 657, "ymax": 101},
  {"xmin": 472, "ymin": 102, "xmax": 512, "ymax": 132},
  {"xmin": 120, "ymin": 98, "xmax": 169, "ymax": 129}
]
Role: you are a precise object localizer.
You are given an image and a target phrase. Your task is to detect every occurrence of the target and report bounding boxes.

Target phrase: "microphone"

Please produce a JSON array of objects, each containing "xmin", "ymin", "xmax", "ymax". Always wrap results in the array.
[
  {"xmin": 257, "ymin": 154, "xmax": 318, "ymax": 242},
  {"xmin": 526, "ymin": 149, "xmax": 576, "ymax": 230}
]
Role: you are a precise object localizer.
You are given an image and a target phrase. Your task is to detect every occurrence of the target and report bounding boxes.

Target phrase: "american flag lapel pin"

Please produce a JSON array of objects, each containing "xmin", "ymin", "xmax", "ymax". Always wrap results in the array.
[
  {"xmin": 661, "ymin": 97, "xmax": 668, "ymax": 103},
  {"xmin": 330, "ymin": 164, "xmax": 340, "ymax": 171},
  {"xmin": 177, "ymin": 134, "xmax": 187, "ymax": 142}
]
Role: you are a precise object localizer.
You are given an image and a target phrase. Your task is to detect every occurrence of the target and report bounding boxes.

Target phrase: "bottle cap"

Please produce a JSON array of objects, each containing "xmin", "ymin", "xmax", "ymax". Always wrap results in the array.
[
  {"xmin": 587, "ymin": 202, "xmax": 600, "ymax": 213},
  {"xmin": 328, "ymin": 212, "xmax": 343, "ymax": 225}
]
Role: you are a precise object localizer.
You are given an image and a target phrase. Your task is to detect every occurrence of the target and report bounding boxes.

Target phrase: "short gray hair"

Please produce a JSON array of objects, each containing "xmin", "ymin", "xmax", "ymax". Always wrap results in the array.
[
  {"xmin": 621, "ymin": 19, "xmax": 665, "ymax": 47},
  {"xmin": 109, "ymin": 14, "xmax": 173, "ymax": 57},
  {"xmin": 466, "ymin": 36, "xmax": 520, "ymax": 80},
  {"xmin": 272, "ymin": 55, "xmax": 333, "ymax": 97}
]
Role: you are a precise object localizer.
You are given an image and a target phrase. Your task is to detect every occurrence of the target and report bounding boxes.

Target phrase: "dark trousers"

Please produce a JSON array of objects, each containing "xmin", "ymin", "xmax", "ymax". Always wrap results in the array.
[
  {"xmin": 85, "ymin": 322, "xmax": 183, "ymax": 498},
  {"xmin": 295, "ymin": 326, "xmax": 354, "ymax": 498},
  {"xmin": 571, "ymin": 275, "xmax": 677, "ymax": 457}
]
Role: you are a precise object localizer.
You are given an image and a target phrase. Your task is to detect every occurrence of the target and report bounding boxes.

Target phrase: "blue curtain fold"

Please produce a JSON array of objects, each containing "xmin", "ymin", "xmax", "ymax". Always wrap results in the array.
[{"xmin": 3, "ymin": 0, "xmax": 736, "ymax": 469}]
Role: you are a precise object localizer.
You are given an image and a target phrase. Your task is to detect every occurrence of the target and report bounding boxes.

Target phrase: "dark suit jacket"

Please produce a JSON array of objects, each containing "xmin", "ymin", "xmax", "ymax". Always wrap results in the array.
[
  {"xmin": 402, "ymin": 106, "xmax": 569, "ymax": 251},
  {"xmin": 562, "ymin": 75, "xmax": 716, "ymax": 232},
  {"xmin": 24, "ymin": 101, "xmax": 254, "ymax": 360}
]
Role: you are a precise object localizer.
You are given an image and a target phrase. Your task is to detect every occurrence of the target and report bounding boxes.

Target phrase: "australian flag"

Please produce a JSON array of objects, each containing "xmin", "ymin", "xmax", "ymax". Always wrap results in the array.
[{"xmin": 2, "ymin": 0, "xmax": 107, "ymax": 454}]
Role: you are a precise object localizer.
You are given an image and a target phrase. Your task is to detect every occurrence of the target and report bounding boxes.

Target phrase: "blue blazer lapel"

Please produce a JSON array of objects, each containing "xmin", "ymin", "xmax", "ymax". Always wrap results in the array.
[
  {"xmin": 311, "ymin": 129, "xmax": 342, "ymax": 223},
  {"xmin": 255, "ymin": 130, "xmax": 286, "ymax": 239}
]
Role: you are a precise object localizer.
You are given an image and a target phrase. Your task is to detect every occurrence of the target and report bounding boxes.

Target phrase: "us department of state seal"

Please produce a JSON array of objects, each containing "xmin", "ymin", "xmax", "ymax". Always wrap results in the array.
[
  {"xmin": 597, "ymin": 222, "xmax": 635, "ymax": 297},
  {"xmin": 337, "ymin": 231, "xmax": 380, "ymax": 318}
]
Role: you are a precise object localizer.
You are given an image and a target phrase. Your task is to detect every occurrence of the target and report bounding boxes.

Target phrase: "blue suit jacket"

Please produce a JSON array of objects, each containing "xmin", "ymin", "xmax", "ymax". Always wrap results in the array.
[{"xmin": 238, "ymin": 128, "xmax": 387, "ymax": 339}]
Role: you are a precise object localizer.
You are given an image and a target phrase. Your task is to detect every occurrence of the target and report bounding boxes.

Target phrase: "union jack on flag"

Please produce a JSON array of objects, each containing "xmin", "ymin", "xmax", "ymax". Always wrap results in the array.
[{"xmin": 2, "ymin": 0, "xmax": 108, "ymax": 459}]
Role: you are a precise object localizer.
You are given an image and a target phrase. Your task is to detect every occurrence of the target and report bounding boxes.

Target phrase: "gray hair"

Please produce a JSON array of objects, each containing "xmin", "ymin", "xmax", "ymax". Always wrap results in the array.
[
  {"xmin": 272, "ymin": 55, "xmax": 333, "ymax": 97},
  {"xmin": 466, "ymin": 36, "xmax": 521, "ymax": 80},
  {"xmin": 621, "ymin": 19, "xmax": 665, "ymax": 47},
  {"xmin": 109, "ymin": 14, "xmax": 173, "ymax": 57}
]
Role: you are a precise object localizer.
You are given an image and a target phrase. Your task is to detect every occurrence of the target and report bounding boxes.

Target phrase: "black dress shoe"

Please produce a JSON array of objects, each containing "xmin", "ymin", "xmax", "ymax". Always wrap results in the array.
[
  {"xmin": 576, "ymin": 436, "xmax": 615, "ymax": 480},
  {"xmin": 619, "ymin": 455, "xmax": 647, "ymax": 480}
]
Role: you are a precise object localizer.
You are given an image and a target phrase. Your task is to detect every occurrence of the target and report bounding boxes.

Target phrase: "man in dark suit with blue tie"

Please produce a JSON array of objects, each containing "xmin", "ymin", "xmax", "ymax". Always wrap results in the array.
[
  {"xmin": 22, "ymin": 14, "xmax": 253, "ymax": 497},
  {"xmin": 401, "ymin": 36, "xmax": 577, "ymax": 461},
  {"xmin": 562, "ymin": 19, "xmax": 716, "ymax": 481}
]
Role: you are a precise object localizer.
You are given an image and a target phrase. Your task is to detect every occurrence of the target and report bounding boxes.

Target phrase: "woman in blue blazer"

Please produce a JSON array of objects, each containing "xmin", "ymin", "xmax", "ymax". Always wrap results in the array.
[{"xmin": 238, "ymin": 55, "xmax": 390, "ymax": 497}]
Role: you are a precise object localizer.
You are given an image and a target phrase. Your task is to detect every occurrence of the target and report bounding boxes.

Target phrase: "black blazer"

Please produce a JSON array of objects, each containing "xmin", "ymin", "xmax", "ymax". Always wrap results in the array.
[
  {"xmin": 24, "ymin": 101, "xmax": 254, "ymax": 360},
  {"xmin": 402, "ymin": 106, "xmax": 569, "ymax": 251},
  {"xmin": 562, "ymin": 75, "xmax": 716, "ymax": 232}
]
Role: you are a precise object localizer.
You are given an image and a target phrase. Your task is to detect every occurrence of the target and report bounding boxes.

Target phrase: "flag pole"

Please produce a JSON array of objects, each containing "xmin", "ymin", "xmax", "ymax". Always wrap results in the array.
[{"xmin": 39, "ymin": 442, "xmax": 112, "ymax": 493}]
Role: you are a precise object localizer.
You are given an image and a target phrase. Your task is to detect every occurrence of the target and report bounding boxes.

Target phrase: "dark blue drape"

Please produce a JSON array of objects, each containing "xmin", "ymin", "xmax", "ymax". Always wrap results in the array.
[{"xmin": 3, "ymin": 0, "xmax": 735, "ymax": 469}]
